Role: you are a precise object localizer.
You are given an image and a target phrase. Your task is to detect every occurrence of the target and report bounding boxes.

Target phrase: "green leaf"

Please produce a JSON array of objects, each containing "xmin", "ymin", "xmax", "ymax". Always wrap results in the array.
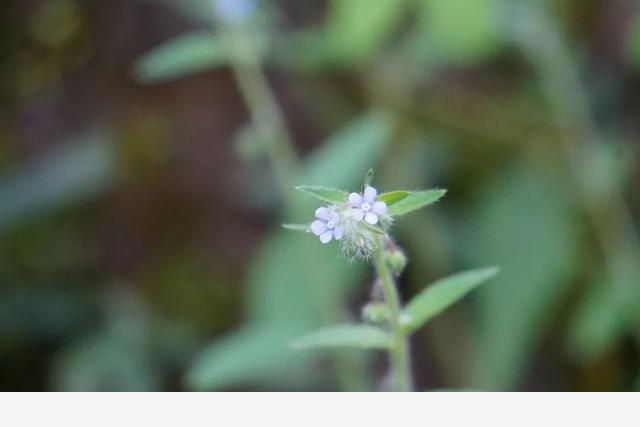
[
  {"xmin": 401, "ymin": 267, "xmax": 499, "ymax": 333},
  {"xmin": 0, "ymin": 132, "xmax": 117, "ymax": 231},
  {"xmin": 378, "ymin": 191, "xmax": 409, "ymax": 206},
  {"xmin": 415, "ymin": 0, "xmax": 501, "ymax": 63},
  {"xmin": 135, "ymin": 32, "xmax": 226, "ymax": 83},
  {"xmin": 566, "ymin": 278, "xmax": 628, "ymax": 362},
  {"xmin": 300, "ymin": 111, "xmax": 392, "ymax": 188},
  {"xmin": 291, "ymin": 324, "xmax": 392, "ymax": 350},
  {"xmin": 281, "ymin": 223, "xmax": 309, "ymax": 232},
  {"xmin": 465, "ymin": 164, "xmax": 578, "ymax": 390},
  {"xmin": 567, "ymin": 249, "xmax": 640, "ymax": 362},
  {"xmin": 327, "ymin": 0, "xmax": 406, "ymax": 63},
  {"xmin": 186, "ymin": 325, "xmax": 313, "ymax": 391},
  {"xmin": 295, "ymin": 186, "xmax": 347, "ymax": 204},
  {"xmin": 387, "ymin": 189, "xmax": 446, "ymax": 216}
]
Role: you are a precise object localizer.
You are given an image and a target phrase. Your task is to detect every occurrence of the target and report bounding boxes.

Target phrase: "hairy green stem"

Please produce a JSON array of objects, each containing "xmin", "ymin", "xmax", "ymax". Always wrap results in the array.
[{"xmin": 374, "ymin": 235, "xmax": 413, "ymax": 392}]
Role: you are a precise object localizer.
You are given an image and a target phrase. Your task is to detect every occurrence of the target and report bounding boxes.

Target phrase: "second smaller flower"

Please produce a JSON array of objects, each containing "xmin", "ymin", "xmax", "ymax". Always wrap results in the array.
[{"xmin": 311, "ymin": 206, "xmax": 343, "ymax": 244}]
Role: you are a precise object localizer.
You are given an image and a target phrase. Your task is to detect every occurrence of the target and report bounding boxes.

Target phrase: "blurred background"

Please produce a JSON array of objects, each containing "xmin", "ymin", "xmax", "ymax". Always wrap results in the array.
[{"xmin": 0, "ymin": 0, "xmax": 639, "ymax": 391}]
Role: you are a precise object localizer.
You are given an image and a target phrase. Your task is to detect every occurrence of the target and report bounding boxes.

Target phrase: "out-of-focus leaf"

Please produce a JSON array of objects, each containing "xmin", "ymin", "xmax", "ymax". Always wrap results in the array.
[
  {"xmin": 135, "ymin": 32, "xmax": 226, "ymax": 83},
  {"xmin": 401, "ymin": 267, "xmax": 499, "ymax": 333},
  {"xmin": 567, "ymin": 278, "xmax": 629, "ymax": 362},
  {"xmin": 328, "ymin": 0, "xmax": 405, "ymax": 61},
  {"xmin": 52, "ymin": 290, "xmax": 161, "ymax": 392},
  {"xmin": 416, "ymin": 0, "xmax": 501, "ymax": 62},
  {"xmin": 291, "ymin": 324, "xmax": 392, "ymax": 350},
  {"xmin": 187, "ymin": 112, "xmax": 391, "ymax": 390},
  {"xmin": 300, "ymin": 111, "xmax": 392, "ymax": 189},
  {"xmin": 0, "ymin": 289, "xmax": 89, "ymax": 345},
  {"xmin": 186, "ymin": 325, "xmax": 313, "ymax": 391},
  {"xmin": 284, "ymin": 0, "xmax": 406, "ymax": 68},
  {"xmin": 387, "ymin": 189, "xmax": 446, "ymax": 216},
  {"xmin": 0, "ymin": 134, "xmax": 117, "ymax": 232},
  {"xmin": 465, "ymin": 164, "xmax": 577, "ymax": 390},
  {"xmin": 53, "ymin": 335, "xmax": 159, "ymax": 391},
  {"xmin": 568, "ymin": 247, "xmax": 640, "ymax": 361},
  {"xmin": 378, "ymin": 191, "xmax": 409, "ymax": 206},
  {"xmin": 295, "ymin": 186, "xmax": 347, "ymax": 204}
]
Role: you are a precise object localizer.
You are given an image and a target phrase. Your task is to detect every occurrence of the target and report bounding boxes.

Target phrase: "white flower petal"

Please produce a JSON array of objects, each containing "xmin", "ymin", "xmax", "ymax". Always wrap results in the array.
[
  {"xmin": 364, "ymin": 186, "xmax": 377, "ymax": 203},
  {"xmin": 365, "ymin": 212, "xmax": 378, "ymax": 225},
  {"xmin": 348, "ymin": 192, "xmax": 363, "ymax": 206},
  {"xmin": 310, "ymin": 220, "xmax": 327, "ymax": 236},
  {"xmin": 333, "ymin": 226, "xmax": 343, "ymax": 240},
  {"xmin": 319, "ymin": 230, "xmax": 333, "ymax": 244},
  {"xmin": 372, "ymin": 201, "xmax": 387, "ymax": 215},
  {"xmin": 315, "ymin": 207, "xmax": 330, "ymax": 220},
  {"xmin": 352, "ymin": 209, "xmax": 365, "ymax": 221}
]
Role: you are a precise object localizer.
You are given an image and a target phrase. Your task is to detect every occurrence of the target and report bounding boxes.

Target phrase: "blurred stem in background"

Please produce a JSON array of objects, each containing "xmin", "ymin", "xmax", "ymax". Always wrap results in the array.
[
  {"xmin": 214, "ymin": 16, "xmax": 298, "ymax": 212},
  {"xmin": 212, "ymin": 5, "xmax": 368, "ymax": 391}
]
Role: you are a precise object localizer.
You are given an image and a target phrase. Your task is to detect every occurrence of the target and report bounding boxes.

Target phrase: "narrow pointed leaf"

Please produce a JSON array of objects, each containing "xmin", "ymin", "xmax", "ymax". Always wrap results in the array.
[
  {"xmin": 135, "ymin": 32, "xmax": 226, "ymax": 83},
  {"xmin": 282, "ymin": 223, "xmax": 309, "ymax": 232},
  {"xmin": 295, "ymin": 186, "xmax": 348, "ymax": 204},
  {"xmin": 364, "ymin": 169, "xmax": 374, "ymax": 187},
  {"xmin": 291, "ymin": 324, "xmax": 392, "ymax": 350},
  {"xmin": 387, "ymin": 189, "xmax": 446, "ymax": 216},
  {"xmin": 401, "ymin": 267, "xmax": 499, "ymax": 333},
  {"xmin": 378, "ymin": 191, "xmax": 409, "ymax": 206}
]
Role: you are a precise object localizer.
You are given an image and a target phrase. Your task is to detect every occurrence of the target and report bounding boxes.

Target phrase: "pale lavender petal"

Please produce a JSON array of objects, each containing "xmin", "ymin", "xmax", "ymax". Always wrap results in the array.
[
  {"xmin": 352, "ymin": 209, "xmax": 365, "ymax": 221},
  {"xmin": 372, "ymin": 201, "xmax": 387, "ymax": 215},
  {"xmin": 333, "ymin": 226, "xmax": 343, "ymax": 240},
  {"xmin": 365, "ymin": 212, "xmax": 378, "ymax": 225},
  {"xmin": 348, "ymin": 192, "xmax": 363, "ymax": 206},
  {"xmin": 328, "ymin": 211, "xmax": 339, "ymax": 223},
  {"xmin": 364, "ymin": 186, "xmax": 377, "ymax": 203},
  {"xmin": 310, "ymin": 220, "xmax": 327, "ymax": 236},
  {"xmin": 319, "ymin": 230, "xmax": 333, "ymax": 244},
  {"xmin": 315, "ymin": 207, "xmax": 330, "ymax": 220}
]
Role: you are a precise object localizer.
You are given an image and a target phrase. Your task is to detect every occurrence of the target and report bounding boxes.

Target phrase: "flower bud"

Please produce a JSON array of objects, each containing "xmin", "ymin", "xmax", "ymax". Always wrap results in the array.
[
  {"xmin": 386, "ymin": 247, "xmax": 407, "ymax": 276},
  {"xmin": 361, "ymin": 302, "xmax": 390, "ymax": 324}
]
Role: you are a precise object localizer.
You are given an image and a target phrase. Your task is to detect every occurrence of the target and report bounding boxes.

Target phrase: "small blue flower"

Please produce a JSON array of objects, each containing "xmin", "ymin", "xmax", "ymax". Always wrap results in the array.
[
  {"xmin": 349, "ymin": 186, "xmax": 387, "ymax": 225},
  {"xmin": 310, "ymin": 206, "xmax": 343, "ymax": 244}
]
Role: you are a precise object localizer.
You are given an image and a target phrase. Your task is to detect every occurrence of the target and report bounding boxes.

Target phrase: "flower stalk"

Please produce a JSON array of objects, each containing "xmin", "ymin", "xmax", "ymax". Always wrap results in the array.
[{"xmin": 374, "ymin": 235, "xmax": 413, "ymax": 392}]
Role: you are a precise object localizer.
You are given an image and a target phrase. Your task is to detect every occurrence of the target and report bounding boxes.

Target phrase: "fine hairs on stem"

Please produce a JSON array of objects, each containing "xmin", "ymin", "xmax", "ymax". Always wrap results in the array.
[{"xmin": 373, "ymin": 234, "xmax": 413, "ymax": 392}]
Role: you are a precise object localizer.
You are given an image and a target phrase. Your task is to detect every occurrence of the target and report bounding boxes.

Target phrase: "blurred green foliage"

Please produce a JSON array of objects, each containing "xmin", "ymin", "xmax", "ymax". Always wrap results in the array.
[{"xmin": 0, "ymin": 0, "xmax": 639, "ymax": 391}]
